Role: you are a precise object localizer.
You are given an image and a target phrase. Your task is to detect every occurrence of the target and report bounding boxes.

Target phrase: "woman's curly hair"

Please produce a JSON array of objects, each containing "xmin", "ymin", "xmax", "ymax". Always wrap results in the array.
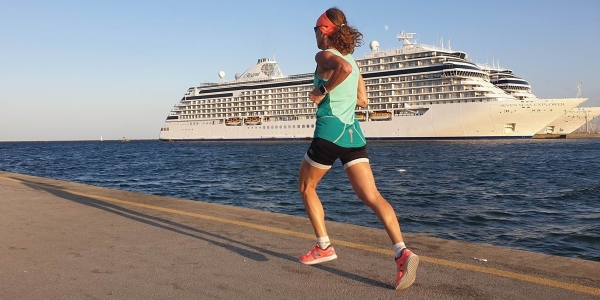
[{"xmin": 325, "ymin": 7, "xmax": 363, "ymax": 55}]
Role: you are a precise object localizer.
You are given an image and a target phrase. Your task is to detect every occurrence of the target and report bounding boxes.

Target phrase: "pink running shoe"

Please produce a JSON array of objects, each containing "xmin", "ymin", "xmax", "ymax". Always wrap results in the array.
[
  {"xmin": 299, "ymin": 244, "xmax": 338, "ymax": 265},
  {"xmin": 394, "ymin": 249, "xmax": 419, "ymax": 290}
]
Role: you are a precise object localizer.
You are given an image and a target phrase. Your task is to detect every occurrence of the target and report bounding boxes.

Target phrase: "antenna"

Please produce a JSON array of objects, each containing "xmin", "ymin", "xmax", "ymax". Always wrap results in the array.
[
  {"xmin": 576, "ymin": 82, "xmax": 582, "ymax": 98},
  {"xmin": 440, "ymin": 37, "xmax": 444, "ymax": 49},
  {"xmin": 448, "ymin": 39, "xmax": 451, "ymax": 51}
]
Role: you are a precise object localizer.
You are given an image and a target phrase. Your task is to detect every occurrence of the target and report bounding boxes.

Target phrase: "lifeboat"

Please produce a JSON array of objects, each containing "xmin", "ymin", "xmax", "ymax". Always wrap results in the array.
[
  {"xmin": 244, "ymin": 116, "xmax": 262, "ymax": 125},
  {"xmin": 355, "ymin": 112, "xmax": 366, "ymax": 122},
  {"xmin": 370, "ymin": 111, "xmax": 392, "ymax": 121},
  {"xmin": 226, "ymin": 117, "xmax": 242, "ymax": 126}
]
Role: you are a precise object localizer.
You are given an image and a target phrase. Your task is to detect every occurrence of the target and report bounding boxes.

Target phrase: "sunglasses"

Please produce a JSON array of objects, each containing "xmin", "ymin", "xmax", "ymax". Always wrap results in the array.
[{"xmin": 314, "ymin": 26, "xmax": 321, "ymax": 32}]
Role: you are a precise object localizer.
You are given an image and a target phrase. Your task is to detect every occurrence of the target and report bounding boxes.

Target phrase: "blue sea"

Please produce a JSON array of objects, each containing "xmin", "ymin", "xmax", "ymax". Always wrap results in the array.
[{"xmin": 1, "ymin": 139, "xmax": 599, "ymax": 262}]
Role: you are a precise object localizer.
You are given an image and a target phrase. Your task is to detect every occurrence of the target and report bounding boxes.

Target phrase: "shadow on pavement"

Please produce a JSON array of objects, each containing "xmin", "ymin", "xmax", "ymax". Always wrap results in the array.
[{"xmin": 17, "ymin": 178, "xmax": 391, "ymax": 289}]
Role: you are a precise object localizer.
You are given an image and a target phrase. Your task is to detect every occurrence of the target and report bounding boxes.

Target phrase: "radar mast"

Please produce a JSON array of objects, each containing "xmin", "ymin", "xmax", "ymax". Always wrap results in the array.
[{"xmin": 396, "ymin": 31, "xmax": 417, "ymax": 48}]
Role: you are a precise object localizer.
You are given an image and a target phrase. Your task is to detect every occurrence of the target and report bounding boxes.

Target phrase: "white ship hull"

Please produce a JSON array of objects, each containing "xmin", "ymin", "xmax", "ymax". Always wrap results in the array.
[
  {"xmin": 536, "ymin": 107, "xmax": 600, "ymax": 135},
  {"xmin": 159, "ymin": 98, "xmax": 585, "ymax": 141}
]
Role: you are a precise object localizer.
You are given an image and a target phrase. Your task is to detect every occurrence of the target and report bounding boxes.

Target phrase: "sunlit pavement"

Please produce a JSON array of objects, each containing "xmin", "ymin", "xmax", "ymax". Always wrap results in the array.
[{"xmin": 1, "ymin": 171, "xmax": 599, "ymax": 300}]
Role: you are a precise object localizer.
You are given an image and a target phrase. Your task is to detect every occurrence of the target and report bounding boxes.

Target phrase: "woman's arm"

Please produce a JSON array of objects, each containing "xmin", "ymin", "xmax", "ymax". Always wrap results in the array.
[
  {"xmin": 308, "ymin": 51, "xmax": 352, "ymax": 105},
  {"xmin": 356, "ymin": 73, "xmax": 367, "ymax": 108},
  {"xmin": 316, "ymin": 51, "xmax": 352, "ymax": 92}
]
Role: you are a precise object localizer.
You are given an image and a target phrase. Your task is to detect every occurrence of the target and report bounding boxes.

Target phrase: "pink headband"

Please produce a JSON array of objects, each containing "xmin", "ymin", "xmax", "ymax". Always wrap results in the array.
[{"xmin": 316, "ymin": 12, "xmax": 337, "ymax": 36}]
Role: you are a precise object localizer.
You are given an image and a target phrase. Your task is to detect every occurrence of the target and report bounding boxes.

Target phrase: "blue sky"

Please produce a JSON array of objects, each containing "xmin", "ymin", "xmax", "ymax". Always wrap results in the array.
[{"xmin": 1, "ymin": 0, "xmax": 599, "ymax": 141}]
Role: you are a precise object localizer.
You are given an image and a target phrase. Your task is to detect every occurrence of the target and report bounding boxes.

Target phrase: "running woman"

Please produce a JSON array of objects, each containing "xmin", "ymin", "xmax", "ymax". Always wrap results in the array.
[{"xmin": 298, "ymin": 7, "xmax": 419, "ymax": 290}]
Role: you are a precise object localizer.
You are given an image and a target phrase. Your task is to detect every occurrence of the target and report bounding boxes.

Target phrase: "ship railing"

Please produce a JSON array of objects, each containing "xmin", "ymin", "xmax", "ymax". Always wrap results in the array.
[
  {"xmin": 362, "ymin": 44, "xmax": 455, "ymax": 59},
  {"xmin": 198, "ymin": 73, "xmax": 313, "ymax": 88}
]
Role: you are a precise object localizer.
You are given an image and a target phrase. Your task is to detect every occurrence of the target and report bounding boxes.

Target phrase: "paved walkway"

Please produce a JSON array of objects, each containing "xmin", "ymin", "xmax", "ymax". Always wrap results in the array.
[{"xmin": 1, "ymin": 171, "xmax": 599, "ymax": 299}]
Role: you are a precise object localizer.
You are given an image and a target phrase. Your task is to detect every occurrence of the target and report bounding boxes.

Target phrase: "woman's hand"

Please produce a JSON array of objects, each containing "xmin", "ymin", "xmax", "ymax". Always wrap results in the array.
[{"xmin": 309, "ymin": 87, "xmax": 326, "ymax": 105}]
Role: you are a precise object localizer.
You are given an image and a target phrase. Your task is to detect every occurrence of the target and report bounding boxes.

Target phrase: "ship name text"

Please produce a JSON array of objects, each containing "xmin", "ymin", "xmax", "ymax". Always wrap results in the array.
[
  {"xmin": 500, "ymin": 102, "xmax": 566, "ymax": 108},
  {"xmin": 244, "ymin": 72, "xmax": 260, "ymax": 78}
]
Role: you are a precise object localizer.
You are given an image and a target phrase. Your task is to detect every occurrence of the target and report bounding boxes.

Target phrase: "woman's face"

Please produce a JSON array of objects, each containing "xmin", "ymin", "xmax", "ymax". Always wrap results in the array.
[{"xmin": 314, "ymin": 26, "xmax": 326, "ymax": 50}]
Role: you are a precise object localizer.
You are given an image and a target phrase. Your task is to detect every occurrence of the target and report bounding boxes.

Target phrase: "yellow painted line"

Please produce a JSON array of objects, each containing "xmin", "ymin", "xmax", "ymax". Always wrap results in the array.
[{"xmin": 2, "ymin": 175, "xmax": 599, "ymax": 296}]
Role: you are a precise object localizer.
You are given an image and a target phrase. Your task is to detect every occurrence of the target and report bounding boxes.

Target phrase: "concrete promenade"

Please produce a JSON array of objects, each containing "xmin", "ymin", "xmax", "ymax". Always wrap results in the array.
[{"xmin": 1, "ymin": 171, "xmax": 599, "ymax": 299}]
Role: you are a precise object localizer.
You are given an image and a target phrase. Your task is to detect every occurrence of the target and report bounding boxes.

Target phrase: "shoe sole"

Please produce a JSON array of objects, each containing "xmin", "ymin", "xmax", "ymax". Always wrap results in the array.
[
  {"xmin": 395, "ymin": 254, "xmax": 419, "ymax": 290},
  {"xmin": 300, "ymin": 254, "xmax": 338, "ymax": 265}
]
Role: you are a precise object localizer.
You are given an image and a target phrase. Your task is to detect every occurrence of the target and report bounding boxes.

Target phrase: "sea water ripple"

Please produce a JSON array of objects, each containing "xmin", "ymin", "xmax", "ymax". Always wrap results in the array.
[{"xmin": 0, "ymin": 139, "xmax": 598, "ymax": 262}]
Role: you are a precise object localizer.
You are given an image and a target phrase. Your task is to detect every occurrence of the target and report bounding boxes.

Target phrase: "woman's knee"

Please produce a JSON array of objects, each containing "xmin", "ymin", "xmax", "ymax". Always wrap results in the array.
[
  {"xmin": 358, "ymin": 191, "xmax": 383, "ymax": 207},
  {"xmin": 298, "ymin": 180, "xmax": 316, "ymax": 195},
  {"xmin": 297, "ymin": 182, "xmax": 305, "ymax": 194}
]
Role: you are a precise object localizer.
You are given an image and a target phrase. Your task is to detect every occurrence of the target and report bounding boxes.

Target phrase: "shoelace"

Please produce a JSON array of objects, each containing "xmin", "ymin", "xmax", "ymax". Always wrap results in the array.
[{"xmin": 306, "ymin": 246, "xmax": 322, "ymax": 257}]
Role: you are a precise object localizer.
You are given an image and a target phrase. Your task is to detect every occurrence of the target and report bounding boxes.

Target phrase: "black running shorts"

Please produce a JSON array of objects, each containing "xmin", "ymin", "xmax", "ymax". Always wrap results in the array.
[{"xmin": 304, "ymin": 138, "xmax": 369, "ymax": 170}]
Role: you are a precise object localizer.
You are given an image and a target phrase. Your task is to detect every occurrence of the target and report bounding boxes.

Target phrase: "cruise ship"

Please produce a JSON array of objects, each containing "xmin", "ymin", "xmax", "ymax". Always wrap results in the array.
[
  {"xmin": 159, "ymin": 32, "xmax": 587, "ymax": 141},
  {"xmin": 480, "ymin": 64, "xmax": 600, "ymax": 134}
]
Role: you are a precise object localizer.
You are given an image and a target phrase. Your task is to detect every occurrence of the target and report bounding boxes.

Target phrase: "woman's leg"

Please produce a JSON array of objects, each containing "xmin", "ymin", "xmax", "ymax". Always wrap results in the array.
[
  {"xmin": 344, "ymin": 162, "xmax": 403, "ymax": 244},
  {"xmin": 345, "ymin": 161, "xmax": 418, "ymax": 289},
  {"xmin": 298, "ymin": 158, "xmax": 330, "ymax": 237}
]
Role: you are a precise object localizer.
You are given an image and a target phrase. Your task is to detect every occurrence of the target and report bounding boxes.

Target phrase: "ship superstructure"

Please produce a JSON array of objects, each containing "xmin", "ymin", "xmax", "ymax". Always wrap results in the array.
[
  {"xmin": 479, "ymin": 64, "xmax": 537, "ymax": 101},
  {"xmin": 159, "ymin": 32, "xmax": 586, "ymax": 141}
]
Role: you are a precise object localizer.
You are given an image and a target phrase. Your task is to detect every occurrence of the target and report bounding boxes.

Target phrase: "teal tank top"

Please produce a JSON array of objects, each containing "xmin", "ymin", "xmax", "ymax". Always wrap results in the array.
[{"xmin": 313, "ymin": 49, "xmax": 366, "ymax": 148}]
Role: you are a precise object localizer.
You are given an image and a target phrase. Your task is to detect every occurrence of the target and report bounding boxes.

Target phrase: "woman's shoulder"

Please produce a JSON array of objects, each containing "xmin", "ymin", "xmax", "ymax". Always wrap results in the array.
[
  {"xmin": 325, "ymin": 48, "xmax": 342, "ymax": 55},
  {"xmin": 326, "ymin": 48, "xmax": 355, "ymax": 60},
  {"xmin": 315, "ymin": 49, "xmax": 341, "ymax": 62}
]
